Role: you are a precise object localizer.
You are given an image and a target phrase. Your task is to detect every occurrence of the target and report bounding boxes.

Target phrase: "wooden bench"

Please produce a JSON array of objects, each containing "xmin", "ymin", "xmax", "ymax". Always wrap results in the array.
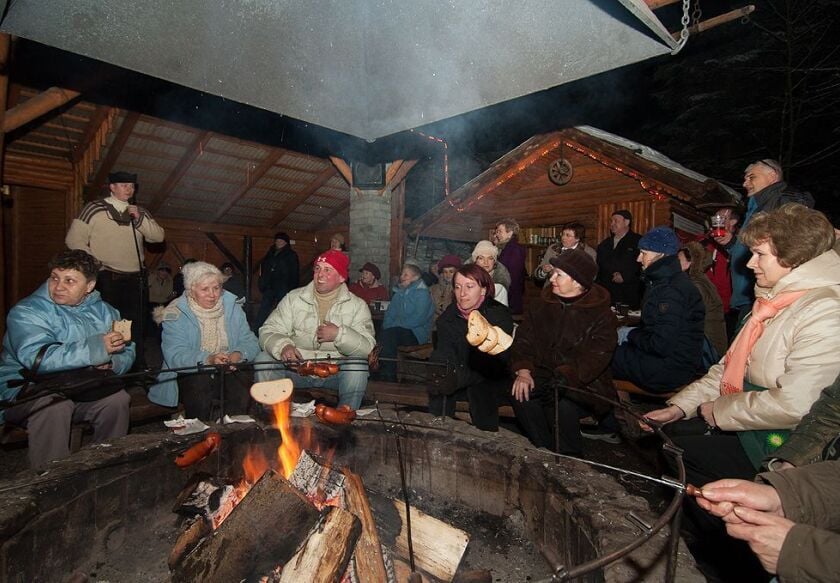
[{"xmin": 613, "ymin": 379, "xmax": 676, "ymax": 401}]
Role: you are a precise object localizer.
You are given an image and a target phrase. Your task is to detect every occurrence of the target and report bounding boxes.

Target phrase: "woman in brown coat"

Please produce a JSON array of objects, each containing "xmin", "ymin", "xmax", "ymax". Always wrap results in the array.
[{"xmin": 509, "ymin": 250, "xmax": 618, "ymax": 454}]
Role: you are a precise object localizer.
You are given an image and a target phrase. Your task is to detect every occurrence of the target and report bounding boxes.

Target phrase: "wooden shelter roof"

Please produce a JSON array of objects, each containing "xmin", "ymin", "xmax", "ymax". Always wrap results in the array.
[
  {"xmin": 3, "ymin": 87, "xmax": 356, "ymax": 233},
  {"xmin": 409, "ymin": 126, "xmax": 740, "ymax": 240}
]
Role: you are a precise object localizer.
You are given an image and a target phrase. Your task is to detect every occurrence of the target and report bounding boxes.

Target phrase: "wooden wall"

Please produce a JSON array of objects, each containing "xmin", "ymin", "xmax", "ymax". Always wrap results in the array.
[{"xmin": 423, "ymin": 148, "xmax": 667, "ymax": 249}]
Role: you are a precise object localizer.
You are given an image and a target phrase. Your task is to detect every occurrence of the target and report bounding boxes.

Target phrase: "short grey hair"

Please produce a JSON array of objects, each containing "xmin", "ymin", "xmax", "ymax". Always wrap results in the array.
[
  {"xmin": 183, "ymin": 261, "xmax": 224, "ymax": 291},
  {"xmin": 402, "ymin": 263, "xmax": 422, "ymax": 278}
]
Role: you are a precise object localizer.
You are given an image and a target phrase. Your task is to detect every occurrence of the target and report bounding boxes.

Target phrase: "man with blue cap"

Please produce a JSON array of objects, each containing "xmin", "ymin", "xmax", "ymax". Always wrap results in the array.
[{"xmin": 611, "ymin": 226, "xmax": 705, "ymax": 394}]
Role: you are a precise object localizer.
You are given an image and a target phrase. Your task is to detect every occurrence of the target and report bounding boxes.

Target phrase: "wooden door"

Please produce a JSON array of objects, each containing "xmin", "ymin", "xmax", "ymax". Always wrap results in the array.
[{"xmin": 5, "ymin": 185, "xmax": 68, "ymax": 307}]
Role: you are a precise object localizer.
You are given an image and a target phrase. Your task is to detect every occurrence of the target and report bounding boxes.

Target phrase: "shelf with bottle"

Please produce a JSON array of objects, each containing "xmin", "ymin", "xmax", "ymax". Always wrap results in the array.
[{"xmin": 520, "ymin": 225, "xmax": 560, "ymax": 248}]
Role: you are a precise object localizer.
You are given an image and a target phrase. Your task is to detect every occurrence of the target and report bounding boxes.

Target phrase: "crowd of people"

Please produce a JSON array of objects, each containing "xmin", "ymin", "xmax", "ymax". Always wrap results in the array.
[{"xmin": 2, "ymin": 162, "xmax": 840, "ymax": 581}]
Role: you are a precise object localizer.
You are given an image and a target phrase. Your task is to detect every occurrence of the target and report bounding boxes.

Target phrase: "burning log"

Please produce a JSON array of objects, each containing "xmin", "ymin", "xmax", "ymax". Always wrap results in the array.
[
  {"xmin": 167, "ymin": 518, "xmax": 210, "ymax": 570},
  {"xmin": 343, "ymin": 468, "xmax": 389, "ymax": 582},
  {"xmin": 278, "ymin": 506, "xmax": 362, "ymax": 582},
  {"xmin": 171, "ymin": 472, "xmax": 323, "ymax": 582},
  {"xmin": 289, "ymin": 449, "xmax": 346, "ymax": 503}
]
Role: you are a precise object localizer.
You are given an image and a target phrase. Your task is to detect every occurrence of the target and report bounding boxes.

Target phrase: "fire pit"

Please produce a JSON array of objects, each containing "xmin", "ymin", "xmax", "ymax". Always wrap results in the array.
[{"xmin": 0, "ymin": 406, "xmax": 703, "ymax": 582}]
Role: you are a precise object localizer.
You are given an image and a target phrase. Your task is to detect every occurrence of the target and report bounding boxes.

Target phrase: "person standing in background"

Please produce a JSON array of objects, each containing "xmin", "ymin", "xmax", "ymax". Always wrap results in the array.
[
  {"xmin": 254, "ymin": 232, "xmax": 299, "ymax": 332},
  {"xmin": 493, "ymin": 218, "xmax": 527, "ymax": 314},
  {"xmin": 595, "ymin": 210, "xmax": 642, "ymax": 309},
  {"xmin": 66, "ymin": 171, "xmax": 165, "ymax": 369}
]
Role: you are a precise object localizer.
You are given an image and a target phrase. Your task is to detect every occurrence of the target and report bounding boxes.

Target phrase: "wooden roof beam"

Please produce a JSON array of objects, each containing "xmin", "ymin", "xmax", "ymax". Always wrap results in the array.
[
  {"xmin": 270, "ymin": 164, "xmax": 339, "ymax": 229},
  {"xmin": 383, "ymin": 159, "xmax": 417, "ymax": 192},
  {"xmin": 72, "ymin": 105, "xmax": 113, "ymax": 163},
  {"xmin": 3, "ymin": 87, "xmax": 81, "ymax": 133},
  {"xmin": 211, "ymin": 149, "xmax": 284, "ymax": 222},
  {"xmin": 90, "ymin": 111, "xmax": 141, "ymax": 192},
  {"xmin": 148, "ymin": 130, "xmax": 213, "ymax": 214},
  {"xmin": 329, "ymin": 156, "xmax": 353, "ymax": 185}
]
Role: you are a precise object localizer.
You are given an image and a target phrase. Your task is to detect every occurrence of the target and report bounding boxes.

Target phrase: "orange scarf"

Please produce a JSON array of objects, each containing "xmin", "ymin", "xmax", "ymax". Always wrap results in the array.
[{"xmin": 720, "ymin": 290, "xmax": 808, "ymax": 395}]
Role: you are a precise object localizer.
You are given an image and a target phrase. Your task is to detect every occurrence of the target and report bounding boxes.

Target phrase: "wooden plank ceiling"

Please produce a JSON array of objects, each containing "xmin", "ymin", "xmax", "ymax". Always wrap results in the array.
[{"xmin": 3, "ymin": 86, "xmax": 352, "ymax": 233}]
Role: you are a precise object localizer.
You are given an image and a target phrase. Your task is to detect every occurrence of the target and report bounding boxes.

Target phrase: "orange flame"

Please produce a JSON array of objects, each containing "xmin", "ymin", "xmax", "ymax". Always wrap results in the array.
[
  {"xmin": 273, "ymin": 400, "xmax": 301, "ymax": 478},
  {"xmin": 241, "ymin": 447, "xmax": 269, "ymax": 485}
]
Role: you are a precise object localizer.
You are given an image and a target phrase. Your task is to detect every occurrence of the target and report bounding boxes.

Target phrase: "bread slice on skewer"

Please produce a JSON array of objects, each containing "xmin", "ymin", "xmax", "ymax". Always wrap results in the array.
[{"xmin": 250, "ymin": 379, "xmax": 293, "ymax": 405}]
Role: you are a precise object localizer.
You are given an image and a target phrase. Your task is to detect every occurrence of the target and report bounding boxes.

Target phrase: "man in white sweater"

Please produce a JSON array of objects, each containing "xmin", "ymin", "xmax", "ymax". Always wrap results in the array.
[{"xmin": 66, "ymin": 171, "xmax": 165, "ymax": 367}]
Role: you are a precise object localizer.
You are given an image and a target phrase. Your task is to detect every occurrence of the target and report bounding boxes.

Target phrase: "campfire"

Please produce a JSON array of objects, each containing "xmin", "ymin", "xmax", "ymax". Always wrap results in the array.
[{"xmin": 168, "ymin": 402, "xmax": 470, "ymax": 582}]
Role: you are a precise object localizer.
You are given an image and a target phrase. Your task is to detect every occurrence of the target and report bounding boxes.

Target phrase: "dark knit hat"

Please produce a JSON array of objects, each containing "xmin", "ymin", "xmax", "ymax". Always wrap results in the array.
[
  {"xmin": 108, "ymin": 171, "xmax": 137, "ymax": 184},
  {"xmin": 437, "ymin": 254, "xmax": 462, "ymax": 270},
  {"xmin": 549, "ymin": 250, "xmax": 597, "ymax": 289},
  {"xmin": 315, "ymin": 250, "xmax": 349, "ymax": 280},
  {"xmin": 613, "ymin": 209, "xmax": 632, "ymax": 222},
  {"xmin": 359, "ymin": 262, "xmax": 381, "ymax": 280},
  {"xmin": 639, "ymin": 226, "xmax": 680, "ymax": 256},
  {"xmin": 274, "ymin": 232, "xmax": 291, "ymax": 244}
]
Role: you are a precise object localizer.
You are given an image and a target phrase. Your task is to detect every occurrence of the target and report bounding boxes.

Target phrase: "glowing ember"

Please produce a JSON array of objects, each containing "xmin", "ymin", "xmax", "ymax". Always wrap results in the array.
[{"xmin": 242, "ymin": 447, "xmax": 269, "ymax": 485}]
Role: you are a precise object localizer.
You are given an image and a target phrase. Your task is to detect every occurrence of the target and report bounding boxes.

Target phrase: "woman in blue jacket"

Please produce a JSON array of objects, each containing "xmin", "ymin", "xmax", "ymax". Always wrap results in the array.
[
  {"xmin": 150, "ymin": 261, "xmax": 260, "ymax": 419},
  {"xmin": 0, "ymin": 250, "xmax": 134, "ymax": 469},
  {"xmin": 378, "ymin": 263, "xmax": 435, "ymax": 381}
]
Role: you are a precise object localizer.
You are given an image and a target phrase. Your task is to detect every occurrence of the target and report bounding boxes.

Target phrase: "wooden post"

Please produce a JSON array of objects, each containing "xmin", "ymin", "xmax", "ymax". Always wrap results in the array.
[{"xmin": 0, "ymin": 33, "xmax": 10, "ymax": 334}]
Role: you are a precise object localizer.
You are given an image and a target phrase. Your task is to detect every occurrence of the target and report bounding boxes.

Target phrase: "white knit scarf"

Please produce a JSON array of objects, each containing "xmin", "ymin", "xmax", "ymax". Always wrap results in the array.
[{"xmin": 187, "ymin": 295, "xmax": 229, "ymax": 354}]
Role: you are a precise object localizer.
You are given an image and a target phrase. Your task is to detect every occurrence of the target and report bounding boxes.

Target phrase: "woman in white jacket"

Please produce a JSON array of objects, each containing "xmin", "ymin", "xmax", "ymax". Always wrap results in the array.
[{"xmin": 644, "ymin": 204, "xmax": 840, "ymax": 581}]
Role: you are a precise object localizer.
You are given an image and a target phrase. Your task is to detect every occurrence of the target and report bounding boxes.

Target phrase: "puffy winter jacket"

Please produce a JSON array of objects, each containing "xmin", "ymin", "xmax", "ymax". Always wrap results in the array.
[
  {"xmin": 260, "ymin": 282, "xmax": 375, "ymax": 361},
  {"xmin": 670, "ymin": 250, "xmax": 840, "ymax": 433},
  {"xmin": 383, "ymin": 278, "xmax": 434, "ymax": 344},
  {"xmin": 148, "ymin": 291, "xmax": 259, "ymax": 406},
  {"xmin": 0, "ymin": 283, "xmax": 135, "ymax": 421},
  {"xmin": 611, "ymin": 254, "xmax": 705, "ymax": 393}
]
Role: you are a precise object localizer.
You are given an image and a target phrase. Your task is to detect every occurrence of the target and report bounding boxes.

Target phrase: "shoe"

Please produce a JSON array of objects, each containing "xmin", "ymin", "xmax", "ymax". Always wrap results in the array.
[{"xmin": 580, "ymin": 426, "xmax": 621, "ymax": 444}]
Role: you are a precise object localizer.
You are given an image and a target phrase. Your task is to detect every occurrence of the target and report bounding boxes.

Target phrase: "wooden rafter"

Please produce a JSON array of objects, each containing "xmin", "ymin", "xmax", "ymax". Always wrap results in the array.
[
  {"xmin": 148, "ymin": 130, "xmax": 212, "ymax": 213},
  {"xmin": 211, "ymin": 149, "xmax": 284, "ymax": 222},
  {"xmin": 2, "ymin": 86, "xmax": 81, "ymax": 133},
  {"xmin": 329, "ymin": 156, "xmax": 353, "ymax": 185},
  {"xmin": 90, "ymin": 111, "xmax": 141, "ymax": 191},
  {"xmin": 72, "ymin": 106, "xmax": 114, "ymax": 164},
  {"xmin": 270, "ymin": 164, "xmax": 338, "ymax": 228},
  {"xmin": 383, "ymin": 159, "xmax": 417, "ymax": 192}
]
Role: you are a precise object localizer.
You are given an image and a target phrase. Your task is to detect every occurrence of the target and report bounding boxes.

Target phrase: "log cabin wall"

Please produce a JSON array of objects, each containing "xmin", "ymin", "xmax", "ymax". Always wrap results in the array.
[{"xmin": 2, "ymin": 155, "xmax": 75, "ymax": 324}]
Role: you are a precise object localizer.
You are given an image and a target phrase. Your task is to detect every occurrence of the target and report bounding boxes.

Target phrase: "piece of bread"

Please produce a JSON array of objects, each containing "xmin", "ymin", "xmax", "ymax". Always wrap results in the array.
[
  {"xmin": 112, "ymin": 319, "xmax": 132, "ymax": 342},
  {"xmin": 466, "ymin": 310, "xmax": 490, "ymax": 346},
  {"xmin": 488, "ymin": 327, "xmax": 513, "ymax": 355},
  {"xmin": 250, "ymin": 379, "xmax": 293, "ymax": 405},
  {"xmin": 477, "ymin": 325, "xmax": 498, "ymax": 353}
]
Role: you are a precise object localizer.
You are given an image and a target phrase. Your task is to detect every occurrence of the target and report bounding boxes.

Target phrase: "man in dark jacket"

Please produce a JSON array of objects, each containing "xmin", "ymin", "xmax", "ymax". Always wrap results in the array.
[
  {"xmin": 254, "ymin": 232, "xmax": 299, "ymax": 331},
  {"xmin": 729, "ymin": 159, "xmax": 815, "ymax": 317},
  {"xmin": 611, "ymin": 226, "xmax": 705, "ymax": 393},
  {"xmin": 509, "ymin": 250, "xmax": 618, "ymax": 454},
  {"xmin": 595, "ymin": 210, "xmax": 643, "ymax": 309}
]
